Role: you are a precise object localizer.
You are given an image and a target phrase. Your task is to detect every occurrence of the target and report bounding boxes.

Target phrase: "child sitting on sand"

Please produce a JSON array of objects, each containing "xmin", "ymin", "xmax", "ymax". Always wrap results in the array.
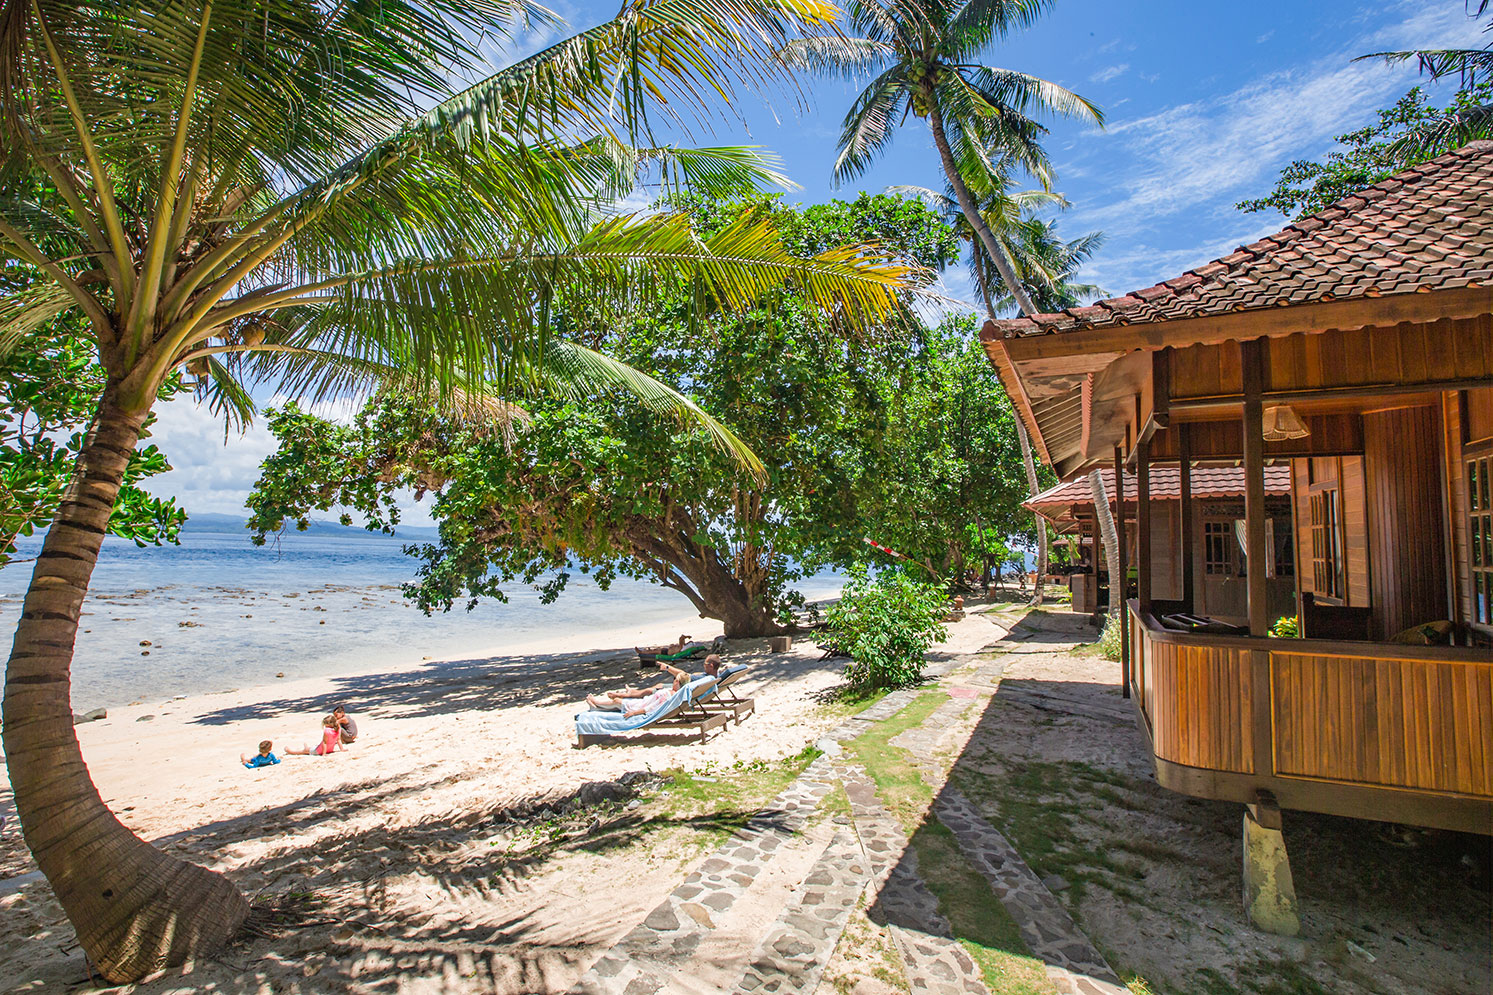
[
  {"xmin": 241, "ymin": 740, "xmax": 280, "ymax": 768},
  {"xmin": 285, "ymin": 715, "xmax": 346, "ymax": 757}
]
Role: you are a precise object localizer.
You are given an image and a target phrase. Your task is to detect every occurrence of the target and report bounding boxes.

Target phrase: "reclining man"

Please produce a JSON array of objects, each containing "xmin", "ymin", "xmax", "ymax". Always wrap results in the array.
[{"xmin": 587, "ymin": 655, "xmax": 722, "ymax": 717}]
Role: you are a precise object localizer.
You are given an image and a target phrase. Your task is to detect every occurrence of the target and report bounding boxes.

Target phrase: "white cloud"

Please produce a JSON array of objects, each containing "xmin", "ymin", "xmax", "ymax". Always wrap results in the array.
[
  {"xmin": 143, "ymin": 396, "xmax": 435, "ymax": 528},
  {"xmin": 1089, "ymin": 63, "xmax": 1129, "ymax": 84},
  {"xmin": 1061, "ymin": 1, "xmax": 1487, "ymax": 284}
]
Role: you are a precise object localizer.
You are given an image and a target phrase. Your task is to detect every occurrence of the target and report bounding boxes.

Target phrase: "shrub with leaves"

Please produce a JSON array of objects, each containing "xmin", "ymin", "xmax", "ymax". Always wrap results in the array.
[
  {"xmin": 822, "ymin": 568, "xmax": 948, "ymax": 691},
  {"xmin": 1269, "ymin": 615, "xmax": 1300, "ymax": 639},
  {"xmin": 1097, "ymin": 614, "xmax": 1123, "ymax": 661}
]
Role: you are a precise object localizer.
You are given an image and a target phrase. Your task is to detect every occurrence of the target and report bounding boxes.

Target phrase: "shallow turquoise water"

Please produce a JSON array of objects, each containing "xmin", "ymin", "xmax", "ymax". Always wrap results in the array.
[{"xmin": 1, "ymin": 528, "xmax": 842, "ymax": 711}]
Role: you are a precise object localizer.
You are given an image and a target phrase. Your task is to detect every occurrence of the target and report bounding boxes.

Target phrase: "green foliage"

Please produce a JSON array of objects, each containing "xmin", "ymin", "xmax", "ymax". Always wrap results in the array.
[
  {"xmin": 1237, "ymin": 83, "xmax": 1493, "ymax": 220},
  {"xmin": 855, "ymin": 314, "xmax": 1040, "ymax": 587},
  {"xmin": 0, "ymin": 315, "xmax": 185, "ymax": 566},
  {"xmin": 248, "ymin": 195, "xmax": 1030, "ymax": 631},
  {"xmin": 823, "ymin": 567, "xmax": 948, "ymax": 691},
  {"xmin": 1097, "ymin": 615, "xmax": 1123, "ymax": 662},
  {"xmin": 1269, "ymin": 615, "xmax": 1300, "ymax": 639}
]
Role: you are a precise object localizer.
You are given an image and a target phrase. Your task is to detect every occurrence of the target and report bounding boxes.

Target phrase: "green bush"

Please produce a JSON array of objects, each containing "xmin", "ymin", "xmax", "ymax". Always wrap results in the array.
[
  {"xmin": 1097, "ymin": 613, "xmax": 1123, "ymax": 661},
  {"xmin": 1269, "ymin": 614, "xmax": 1300, "ymax": 638},
  {"xmin": 823, "ymin": 568, "xmax": 948, "ymax": 691}
]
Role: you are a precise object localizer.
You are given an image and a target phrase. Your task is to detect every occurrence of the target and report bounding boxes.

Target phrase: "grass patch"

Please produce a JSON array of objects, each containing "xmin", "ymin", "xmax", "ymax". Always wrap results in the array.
[
  {"xmin": 649, "ymin": 744, "xmax": 823, "ymax": 826},
  {"xmin": 954, "ymin": 757, "xmax": 1152, "ymax": 904},
  {"xmin": 845, "ymin": 694, "xmax": 1056, "ymax": 994}
]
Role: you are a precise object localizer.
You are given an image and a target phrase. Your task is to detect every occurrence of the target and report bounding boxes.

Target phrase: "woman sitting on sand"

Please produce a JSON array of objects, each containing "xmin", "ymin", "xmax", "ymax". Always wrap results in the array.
[
  {"xmin": 587, "ymin": 656, "xmax": 721, "ymax": 714},
  {"xmin": 285, "ymin": 714, "xmax": 346, "ymax": 757}
]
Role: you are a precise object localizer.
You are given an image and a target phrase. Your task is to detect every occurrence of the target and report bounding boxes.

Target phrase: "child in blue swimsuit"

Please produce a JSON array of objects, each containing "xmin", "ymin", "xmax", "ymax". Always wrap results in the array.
[{"xmin": 241, "ymin": 740, "xmax": 280, "ymax": 769}]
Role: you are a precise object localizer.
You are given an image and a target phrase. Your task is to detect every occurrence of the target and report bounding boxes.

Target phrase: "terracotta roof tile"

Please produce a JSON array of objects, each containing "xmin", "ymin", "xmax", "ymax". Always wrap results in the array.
[
  {"xmin": 988, "ymin": 141, "xmax": 1493, "ymax": 336},
  {"xmin": 1025, "ymin": 465, "xmax": 1292, "ymax": 514}
]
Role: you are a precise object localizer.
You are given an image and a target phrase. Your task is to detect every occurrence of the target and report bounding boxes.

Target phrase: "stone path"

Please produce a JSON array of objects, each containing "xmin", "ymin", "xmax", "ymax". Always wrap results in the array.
[
  {"xmin": 568, "ymin": 758, "xmax": 838, "ymax": 995},
  {"xmin": 569, "ymin": 610, "xmax": 1131, "ymax": 995}
]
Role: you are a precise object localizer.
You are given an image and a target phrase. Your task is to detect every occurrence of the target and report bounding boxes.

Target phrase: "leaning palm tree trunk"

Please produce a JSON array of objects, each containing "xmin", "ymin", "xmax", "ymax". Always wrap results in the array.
[
  {"xmin": 3, "ymin": 391, "xmax": 250, "ymax": 981},
  {"xmin": 970, "ymin": 213, "xmax": 1046, "ymax": 605},
  {"xmin": 927, "ymin": 103, "xmax": 1041, "ymax": 318},
  {"xmin": 1089, "ymin": 469, "xmax": 1121, "ymax": 619},
  {"xmin": 1016, "ymin": 419, "xmax": 1047, "ymax": 604}
]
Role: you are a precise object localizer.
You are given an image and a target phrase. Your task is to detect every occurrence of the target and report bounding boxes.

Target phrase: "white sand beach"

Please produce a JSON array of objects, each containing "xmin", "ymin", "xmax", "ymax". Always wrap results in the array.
[{"xmin": 0, "ymin": 609, "xmax": 1013, "ymax": 992}]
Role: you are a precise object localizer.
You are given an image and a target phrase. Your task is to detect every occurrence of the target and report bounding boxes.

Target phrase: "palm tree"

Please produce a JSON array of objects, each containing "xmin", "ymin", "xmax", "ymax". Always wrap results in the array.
[
  {"xmin": 1357, "ymin": 1, "xmax": 1493, "ymax": 159},
  {"xmin": 781, "ymin": 0, "xmax": 1102, "ymax": 317},
  {"xmin": 0, "ymin": 0, "xmax": 919, "ymax": 980},
  {"xmin": 892, "ymin": 160, "xmax": 1104, "ymax": 605}
]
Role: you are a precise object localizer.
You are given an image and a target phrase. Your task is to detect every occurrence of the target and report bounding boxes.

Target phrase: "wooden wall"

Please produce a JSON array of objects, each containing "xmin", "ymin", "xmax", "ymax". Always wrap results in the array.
[
  {"xmin": 1272, "ymin": 651, "xmax": 1493, "ymax": 796},
  {"xmin": 1145, "ymin": 639, "xmax": 1254, "ymax": 774},
  {"xmin": 1364, "ymin": 405, "xmax": 1449, "ymax": 639},
  {"xmin": 1446, "ymin": 392, "xmax": 1470, "ymax": 625},
  {"xmin": 1165, "ymin": 314, "xmax": 1493, "ymax": 402}
]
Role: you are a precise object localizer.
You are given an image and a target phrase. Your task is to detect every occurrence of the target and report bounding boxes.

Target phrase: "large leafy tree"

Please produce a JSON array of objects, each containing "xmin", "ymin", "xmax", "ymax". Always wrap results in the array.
[
  {"xmin": 0, "ymin": 309, "xmax": 186, "ymax": 566},
  {"xmin": 781, "ymin": 0, "xmax": 1101, "ymax": 317},
  {"xmin": 1236, "ymin": 82, "xmax": 1493, "ymax": 220},
  {"xmin": 0, "ymin": 0, "xmax": 916, "ymax": 980},
  {"xmin": 855, "ymin": 314, "xmax": 1032, "ymax": 586},
  {"xmin": 891, "ymin": 158, "xmax": 1103, "ymax": 601},
  {"xmin": 247, "ymin": 194, "xmax": 956, "ymax": 637}
]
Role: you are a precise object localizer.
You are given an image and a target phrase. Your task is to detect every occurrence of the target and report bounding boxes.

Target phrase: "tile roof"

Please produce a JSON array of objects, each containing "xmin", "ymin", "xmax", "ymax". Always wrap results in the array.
[
  {"xmin": 1025, "ymin": 465, "xmax": 1292, "ymax": 514},
  {"xmin": 987, "ymin": 141, "xmax": 1493, "ymax": 337}
]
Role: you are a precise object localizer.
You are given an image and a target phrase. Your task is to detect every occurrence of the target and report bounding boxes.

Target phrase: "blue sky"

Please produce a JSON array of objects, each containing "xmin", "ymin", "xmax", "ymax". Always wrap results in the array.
[{"xmin": 146, "ymin": 0, "xmax": 1488, "ymax": 523}]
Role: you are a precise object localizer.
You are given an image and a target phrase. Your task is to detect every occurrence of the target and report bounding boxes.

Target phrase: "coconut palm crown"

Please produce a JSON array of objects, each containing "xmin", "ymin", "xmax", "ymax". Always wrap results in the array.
[
  {"xmin": 0, "ymin": 0, "xmax": 928, "ymax": 982},
  {"xmin": 780, "ymin": 0, "xmax": 1102, "ymax": 316}
]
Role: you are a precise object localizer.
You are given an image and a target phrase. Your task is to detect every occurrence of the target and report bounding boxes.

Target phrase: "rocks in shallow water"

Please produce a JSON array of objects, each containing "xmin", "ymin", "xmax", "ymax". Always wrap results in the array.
[
  {"xmin": 139, "ymin": 639, "xmax": 152, "ymax": 646},
  {"xmin": 177, "ymin": 620, "xmax": 201, "ymax": 627},
  {"xmin": 275, "ymin": 672, "xmax": 285, "ymax": 678},
  {"xmin": 72, "ymin": 708, "xmax": 107, "ymax": 725},
  {"xmin": 137, "ymin": 714, "xmax": 155, "ymax": 722}
]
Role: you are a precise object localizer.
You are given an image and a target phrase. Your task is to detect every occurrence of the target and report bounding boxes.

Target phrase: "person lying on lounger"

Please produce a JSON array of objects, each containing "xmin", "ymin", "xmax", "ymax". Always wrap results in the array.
[{"xmin": 587, "ymin": 656, "xmax": 722, "ymax": 713}]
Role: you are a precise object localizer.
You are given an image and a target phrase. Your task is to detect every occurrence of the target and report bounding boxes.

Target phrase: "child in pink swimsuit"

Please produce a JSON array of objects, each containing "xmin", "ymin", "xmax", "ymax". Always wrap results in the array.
[{"xmin": 286, "ymin": 715, "xmax": 346, "ymax": 757}]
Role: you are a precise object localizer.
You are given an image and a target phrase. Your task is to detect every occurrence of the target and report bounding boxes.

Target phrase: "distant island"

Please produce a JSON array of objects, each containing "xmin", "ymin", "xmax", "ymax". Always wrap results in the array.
[{"xmin": 181, "ymin": 512, "xmax": 440, "ymax": 543}]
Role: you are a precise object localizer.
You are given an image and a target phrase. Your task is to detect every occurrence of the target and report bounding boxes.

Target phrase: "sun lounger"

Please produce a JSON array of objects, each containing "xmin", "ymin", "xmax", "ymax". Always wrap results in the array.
[
  {"xmin": 575, "ymin": 676, "xmax": 727, "ymax": 747},
  {"xmin": 692, "ymin": 664, "xmax": 754, "ymax": 724},
  {"xmin": 635, "ymin": 634, "xmax": 726, "ymax": 668}
]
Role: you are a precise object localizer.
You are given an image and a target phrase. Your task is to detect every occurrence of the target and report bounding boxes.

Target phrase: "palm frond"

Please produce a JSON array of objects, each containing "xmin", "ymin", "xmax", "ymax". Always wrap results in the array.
[
  {"xmin": 777, "ymin": 36, "xmax": 895, "ymax": 77},
  {"xmin": 539, "ymin": 340, "xmax": 764, "ymax": 477},
  {"xmin": 833, "ymin": 65, "xmax": 911, "ymax": 184}
]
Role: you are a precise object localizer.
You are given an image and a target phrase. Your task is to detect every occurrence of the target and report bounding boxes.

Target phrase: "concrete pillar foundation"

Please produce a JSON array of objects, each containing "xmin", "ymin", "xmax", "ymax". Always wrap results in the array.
[{"xmin": 1243, "ymin": 793, "xmax": 1300, "ymax": 936}]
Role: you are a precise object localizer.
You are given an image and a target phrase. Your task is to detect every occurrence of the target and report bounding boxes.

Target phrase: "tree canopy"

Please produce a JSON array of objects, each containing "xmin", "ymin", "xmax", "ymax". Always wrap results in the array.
[
  {"xmin": 1237, "ymin": 82, "xmax": 1493, "ymax": 220},
  {"xmin": 248, "ymin": 196, "xmax": 1034, "ymax": 633}
]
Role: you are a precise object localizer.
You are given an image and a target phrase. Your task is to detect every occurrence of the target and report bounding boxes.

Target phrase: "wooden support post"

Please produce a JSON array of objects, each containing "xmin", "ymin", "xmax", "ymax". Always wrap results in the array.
[
  {"xmin": 1242, "ymin": 338, "xmax": 1268, "ymax": 637},
  {"xmin": 1179, "ymin": 423, "xmax": 1195, "ymax": 614},
  {"xmin": 1114, "ymin": 445, "xmax": 1130, "ymax": 699},
  {"xmin": 1137, "ymin": 438, "xmax": 1153, "ymax": 617}
]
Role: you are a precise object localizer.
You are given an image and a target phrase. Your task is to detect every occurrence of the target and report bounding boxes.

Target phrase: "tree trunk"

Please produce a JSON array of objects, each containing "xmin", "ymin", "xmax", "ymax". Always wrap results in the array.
[
  {"xmin": 626, "ymin": 525, "xmax": 788, "ymax": 638},
  {"xmin": 926, "ymin": 102, "xmax": 1041, "ymax": 319},
  {"xmin": 3, "ymin": 390, "xmax": 249, "ymax": 983},
  {"xmin": 970, "ymin": 246, "xmax": 1048, "ymax": 607},
  {"xmin": 1016, "ymin": 419, "xmax": 1047, "ymax": 606},
  {"xmin": 1089, "ymin": 470, "xmax": 1121, "ymax": 619}
]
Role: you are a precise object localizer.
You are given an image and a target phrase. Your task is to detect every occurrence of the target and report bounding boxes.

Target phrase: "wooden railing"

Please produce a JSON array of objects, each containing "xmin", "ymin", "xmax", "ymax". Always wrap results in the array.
[{"xmin": 1127, "ymin": 604, "xmax": 1493, "ymax": 809}]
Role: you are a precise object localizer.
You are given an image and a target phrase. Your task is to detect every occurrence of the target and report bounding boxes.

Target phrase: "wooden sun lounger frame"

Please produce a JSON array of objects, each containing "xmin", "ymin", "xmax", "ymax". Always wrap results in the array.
[
  {"xmin": 693, "ymin": 669, "xmax": 754, "ymax": 724},
  {"xmin": 576, "ymin": 691, "xmax": 730, "ymax": 748}
]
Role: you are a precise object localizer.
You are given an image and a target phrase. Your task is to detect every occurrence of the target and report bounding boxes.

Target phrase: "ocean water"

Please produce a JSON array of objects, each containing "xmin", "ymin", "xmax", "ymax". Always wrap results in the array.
[{"xmin": 1, "ymin": 527, "xmax": 844, "ymax": 712}]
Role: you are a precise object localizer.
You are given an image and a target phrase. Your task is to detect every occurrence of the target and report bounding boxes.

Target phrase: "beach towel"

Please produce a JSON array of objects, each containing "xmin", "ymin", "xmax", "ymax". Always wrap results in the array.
[{"xmin": 574, "ymin": 676, "xmax": 715, "ymax": 738}]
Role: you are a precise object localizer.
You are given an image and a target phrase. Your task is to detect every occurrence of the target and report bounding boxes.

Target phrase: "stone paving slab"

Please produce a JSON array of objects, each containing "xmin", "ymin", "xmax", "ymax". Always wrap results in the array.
[
  {"xmin": 935, "ymin": 788, "xmax": 1128, "ymax": 995},
  {"xmin": 568, "ymin": 757, "xmax": 838, "ymax": 995},
  {"xmin": 732, "ymin": 826, "xmax": 867, "ymax": 995},
  {"xmin": 889, "ymin": 646, "xmax": 1130, "ymax": 995},
  {"xmin": 834, "ymin": 759, "xmax": 987, "ymax": 995}
]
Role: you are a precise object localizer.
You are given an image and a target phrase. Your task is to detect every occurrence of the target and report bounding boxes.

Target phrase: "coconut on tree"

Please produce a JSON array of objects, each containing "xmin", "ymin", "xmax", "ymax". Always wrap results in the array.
[{"xmin": 0, "ymin": 0, "xmax": 924, "ymax": 981}]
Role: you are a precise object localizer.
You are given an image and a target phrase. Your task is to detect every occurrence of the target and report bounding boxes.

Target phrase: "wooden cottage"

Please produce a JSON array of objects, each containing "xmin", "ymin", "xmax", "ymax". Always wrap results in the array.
[
  {"xmin": 1026, "ymin": 465, "xmax": 1293, "ymax": 618},
  {"xmin": 983, "ymin": 141, "xmax": 1493, "ymax": 926}
]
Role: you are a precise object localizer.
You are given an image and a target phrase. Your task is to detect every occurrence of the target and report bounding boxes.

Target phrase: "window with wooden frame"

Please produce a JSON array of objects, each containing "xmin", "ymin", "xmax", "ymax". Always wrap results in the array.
[
  {"xmin": 1203, "ymin": 521, "xmax": 1237, "ymax": 575},
  {"xmin": 1309, "ymin": 487, "xmax": 1345, "ymax": 602},
  {"xmin": 1470, "ymin": 450, "xmax": 1493, "ymax": 625}
]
